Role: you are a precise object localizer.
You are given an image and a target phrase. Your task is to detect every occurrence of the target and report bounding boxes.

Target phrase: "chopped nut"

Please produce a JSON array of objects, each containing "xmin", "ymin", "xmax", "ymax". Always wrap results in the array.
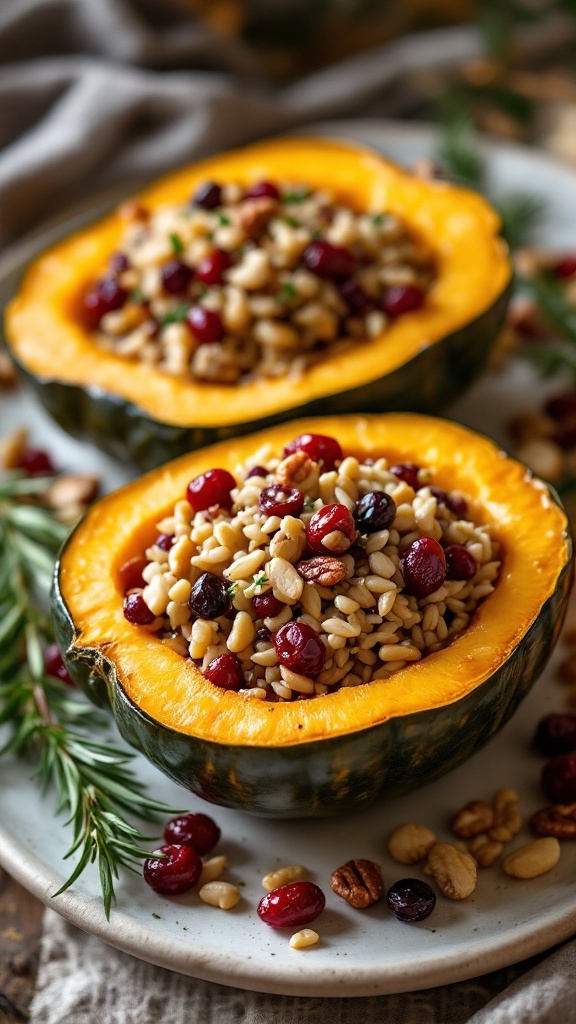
[
  {"xmin": 452, "ymin": 799, "xmax": 494, "ymax": 839},
  {"xmin": 199, "ymin": 881, "xmax": 241, "ymax": 910},
  {"xmin": 0, "ymin": 350, "xmax": 17, "ymax": 389},
  {"xmin": 46, "ymin": 474, "xmax": 99, "ymax": 512},
  {"xmin": 387, "ymin": 823, "xmax": 436, "ymax": 865},
  {"xmin": 468, "ymin": 834, "xmax": 504, "ymax": 868},
  {"xmin": 0, "ymin": 427, "xmax": 27, "ymax": 469},
  {"xmin": 297, "ymin": 556, "xmax": 347, "ymax": 587},
  {"xmin": 330, "ymin": 858, "xmax": 383, "ymax": 908},
  {"xmin": 530, "ymin": 803, "xmax": 576, "ymax": 839},
  {"xmin": 275, "ymin": 451, "xmax": 317, "ymax": 489},
  {"xmin": 503, "ymin": 838, "xmax": 561, "ymax": 879},
  {"xmin": 489, "ymin": 788, "xmax": 522, "ymax": 843},
  {"xmin": 199, "ymin": 855, "xmax": 228, "ymax": 886},
  {"xmin": 262, "ymin": 865, "xmax": 308, "ymax": 891},
  {"xmin": 424, "ymin": 843, "xmax": 477, "ymax": 900},
  {"xmin": 289, "ymin": 928, "xmax": 319, "ymax": 950},
  {"xmin": 236, "ymin": 196, "xmax": 278, "ymax": 238}
]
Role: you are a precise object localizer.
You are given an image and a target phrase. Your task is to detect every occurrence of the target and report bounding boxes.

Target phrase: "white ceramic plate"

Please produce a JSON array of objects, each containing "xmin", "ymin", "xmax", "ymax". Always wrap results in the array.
[{"xmin": 1, "ymin": 121, "xmax": 576, "ymax": 998}]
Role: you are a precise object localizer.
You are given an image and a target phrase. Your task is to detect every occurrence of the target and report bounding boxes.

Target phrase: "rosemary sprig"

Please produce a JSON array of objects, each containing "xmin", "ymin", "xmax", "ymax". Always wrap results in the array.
[{"xmin": 0, "ymin": 471, "xmax": 176, "ymax": 918}]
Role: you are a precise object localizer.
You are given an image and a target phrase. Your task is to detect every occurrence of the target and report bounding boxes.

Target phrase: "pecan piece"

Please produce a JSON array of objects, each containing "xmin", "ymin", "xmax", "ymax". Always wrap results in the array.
[
  {"xmin": 452, "ymin": 799, "xmax": 494, "ymax": 839},
  {"xmin": 297, "ymin": 556, "xmax": 347, "ymax": 587},
  {"xmin": 330, "ymin": 859, "xmax": 383, "ymax": 908},
  {"xmin": 274, "ymin": 451, "xmax": 316, "ymax": 488},
  {"xmin": 530, "ymin": 802, "xmax": 576, "ymax": 839},
  {"xmin": 0, "ymin": 350, "xmax": 16, "ymax": 389},
  {"xmin": 236, "ymin": 197, "xmax": 278, "ymax": 238}
]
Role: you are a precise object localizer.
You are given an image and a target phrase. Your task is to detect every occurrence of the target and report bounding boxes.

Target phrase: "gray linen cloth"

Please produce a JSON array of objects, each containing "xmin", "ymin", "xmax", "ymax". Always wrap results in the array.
[{"xmin": 1, "ymin": 1, "xmax": 575, "ymax": 1020}]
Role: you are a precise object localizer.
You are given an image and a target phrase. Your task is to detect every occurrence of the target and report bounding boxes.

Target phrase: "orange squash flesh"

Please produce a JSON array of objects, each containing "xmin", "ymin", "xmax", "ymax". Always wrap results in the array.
[
  {"xmin": 57, "ymin": 414, "xmax": 571, "ymax": 748},
  {"xmin": 7, "ymin": 138, "xmax": 511, "ymax": 431}
]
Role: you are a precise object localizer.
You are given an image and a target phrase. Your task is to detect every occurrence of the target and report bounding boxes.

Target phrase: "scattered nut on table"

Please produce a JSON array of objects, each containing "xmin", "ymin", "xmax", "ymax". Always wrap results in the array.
[
  {"xmin": 489, "ymin": 788, "xmax": 522, "ymax": 843},
  {"xmin": 468, "ymin": 834, "xmax": 504, "ymax": 868},
  {"xmin": 424, "ymin": 843, "xmax": 477, "ymax": 899},
  {"xmin": 262, "ymin": 865, "xmax": 308, "ymax": 891},
  {"xmin": 289, "ymin": 929, "xmax": 319, "ymax": 950},
  {"xmin": 452, "ymin": 799, "xmax": 494, "ymax": 839},
  {"xmin": 530, "ymin": 803, "xmax": 576, "ymax": 839},
  {"xmin": 199, "ymin": 881, "xmax": 241, "ymax": 909},
  {"xmin": 330, "ymin": 858, "xmax": 383, "ymax": 908},
  {"xmin": 387, "ymin": 823, "xmax": 436, "ymax": 864},
  {"xmin": 503, "ymin": 838, "xmax": 561, "ymax": 879},
  {"xmin": 199, "ymin": 855, "xmax": 228, "ymax": 886}
]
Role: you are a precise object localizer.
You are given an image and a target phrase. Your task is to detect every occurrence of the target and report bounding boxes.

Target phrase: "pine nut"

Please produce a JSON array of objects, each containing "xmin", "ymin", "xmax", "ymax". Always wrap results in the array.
[{"xmin": 199, "ymin": 881, "xmax": 241, "ymax": 910}]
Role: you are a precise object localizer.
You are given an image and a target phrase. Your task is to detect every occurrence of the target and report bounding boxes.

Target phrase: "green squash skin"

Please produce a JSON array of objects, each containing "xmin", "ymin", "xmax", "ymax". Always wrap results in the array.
[
  {"xmin": 14, "ymin": 284, "xmax": 510, "ymax": 472},
  {"xmin": 51, "ymin": 520, "xmax": 573, "ymax": 819}
]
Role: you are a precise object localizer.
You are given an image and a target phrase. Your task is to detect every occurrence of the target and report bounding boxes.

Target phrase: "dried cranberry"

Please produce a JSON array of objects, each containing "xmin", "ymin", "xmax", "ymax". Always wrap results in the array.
[
  {"xmin": 204, "ymin": 653, "xmax": 244, "ymax": 691},
  {"xmin": 553, "ymin": 255, "xmax": 576, "ymax": 279},
  {"xmin": 44, "ymin": 643, "xmax": 74, "ymax": 686},
  {"xmin": 143, "ymin": 844, "xmax": 202, "ymax": 895},
  {"xmin": 163, "ymin": 812, "xmax": 221, "ymax": 854},
  {"xmin": 283, "ymin": 433, "xmax": 343, "ymax": 471},
  {"xmin": 306, "ymin": 503, "xmax": 356, "ymax": 554},
  {"xmin": 302, "ymin": 241, "xmax": 355, "ymax": 280},
  {"xmin": 192, "ymin": 181, "xmax": 222, "ymax": 209},
  {"xmin": 186, "ymin": 468, "xmax": 235, "ymax": 512},
  {"xmin": 123, "ymin": 593, "xmax": 156, "ymax": 625},
  {"xmin": 246, "ymin": 465, "xmax": 269, "ymax": 479},
  {"xmin": 381, "ymin": 284, "xmax": 425, "ymax": 317},
  {"xmin": 273, "ymin": 622, "xmax": 326, "ymax": 678},
  {"xmin": 387, "ymin": 878, "xmax": 436, "ymax": 922},
  {"xmin": 196, "ymin": 248, "xmax": 233, "ymax": 286},
  {"xmin": 243, "ymin": 180, "xmax": 280, "ymax": 201},
  {"xmin": 430, "ymin": 487, "xmax": 467, "ymax": 517},
  {"xmin": 257, "ymin": 881, "xmax": 326, "ymax": 928},
  {"xmin": 544, "ymin": 392, "xmax": 576, "ymax": 420},
  {"xmin": 155, "ymin": 533, "xmax": 175, "ymax": 551},
  {"xmin": 82, "ymin": 275, "xmax": 128, "ymax": 330},
  {"xmin": 109, "ymin": 251, "xmax": 130, "ymax": 273},
  {"xmin": 252, "ymin": 593, "xmax": 284, "ymax": 619},
  {"xmin": 189, "ymin": 572, "xmax": 230, "ymax": 619},
  {"xmin": 259, "ymin": 485, "xmax": 304, "ymax": 518},
  {"xmin": 340, "ymin": 278, "xmax": 371, "ymax": 313},
  {"xmin": 542, "ymin": 753, "xmax": 576, "ymax": 802},
  {"xmin": 187, "ymin": 306, "xmax": 225, "ymax": 344},
  {"xmin": 390, "ymin": 463, "xmax": 421, "ymax": 489},
  {"xmin": 402, "ymin": 537, "xmax": 446, "ymax": 598},
  {"xmin": 354, "ymin": 491, "xmax": 397, "ymax": 533},
  {"xmin": 16, "ymin": 449, "xmax": 55, "ymax": 477},
  {"xmin": 160, "ymin": 259, "xmax": 193, "ymax": 295},
  {"xmin": 534, "ymin": 713, "xmax": 576, "ymax": 757},
  {"xmin": 256, "ymin": 626, "xmax": 272, "ymax": 643},
  {"xmin": 118, "ymin": 556, "xmax": 148, "ymax": 593},
  {"xmin": 444, "ymin": 544, "xmax": 477, "ymax": 581}
]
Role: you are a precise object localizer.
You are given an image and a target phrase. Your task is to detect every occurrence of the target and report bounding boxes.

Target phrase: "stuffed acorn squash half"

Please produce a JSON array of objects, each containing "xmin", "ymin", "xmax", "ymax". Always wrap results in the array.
[
  {"xmin": 52, "ymin": 414, "xmax": 572, "ymax": 817},
  {"xmin": 7, "ymin": 137, "xmax": 511, "ymax": 470}
]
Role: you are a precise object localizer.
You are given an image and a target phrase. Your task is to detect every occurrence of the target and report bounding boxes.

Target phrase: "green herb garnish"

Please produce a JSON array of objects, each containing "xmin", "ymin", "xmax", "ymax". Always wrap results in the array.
[
  {"xmin": 130, "ymin": 288, "xmax": 145, "ymax": 304},
  {"xmin": 254, "ymin": 573, "xmax": 268, "ymax": 587},
  {"xmin": 216, "ymin": 213, "xmax": 231, "ymax": 226},
  {"xmin": 169, "ymin": 232, "xmax": 185, "ymax": 255},
  {"xmin": 159, "ymin": 303, "xmax": 189, "ymax": 327},
  {"xmin": 278, "ymin": 282, "xmax": 299, "ymax": 303},
  {"xmin": 226, "ymin": 582, "xmax": 239, "ymax": 599},
  {"xmin": 282, "ymin": 188, "xmax": 311, "ymax": 204},
  {"xmin": 282, "ymin": 216, "xmax": 301, "ymax": 229}
]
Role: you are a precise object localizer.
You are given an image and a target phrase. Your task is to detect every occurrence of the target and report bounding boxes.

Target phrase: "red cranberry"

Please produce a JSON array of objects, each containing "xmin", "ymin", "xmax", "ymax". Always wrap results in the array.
[
  {"xmin": 161, "ymin": 258, "xmax": 193, "ymax": 295},
  {"xmin": 553, "ymin": 255, "xmax": 576, "ymax": 279},
  {"xmin": 44, "ymin": 643, "xmax": 74, "ymax": 686},
  {"xmin": 196, "ymin": 248, "xmax": 233, "ymax": 286},
  {"xmin": 354, "ymin": 491, "xmax": 397, "ymax": 533},
  {"xmin": 243, "ymin": 180, "xmax": 280, "ymax": 201},
  {"xmin": 306, "ymin": 503, "xmax": 356, "ymax": 554},
  {"xmin": 257, "ymin": 881, "xmax": 325, "ymax": 928},
  {"xmin": 118, "ymin": 556, "xmax": 148, "ymax": 593},
  {"xmin": 163, "ymin": 812, "xmax": 221, "ymax": 854},
  {"xmin": 339, "ymin": 278, "xmax": 371, "ymax": 313},
  {"xmin": 387, "ymin": 879, "xmax": 436, "ymax": 922},
  {"xmin": 189, "ymin": 572, "xmax": 230, "ymax": 619},
  {"xmin": 259, "ymin": 485, "xmax": 304, "ymax": 518},
  {"xmin": 156, "ymin": 533, "xmax": 175, "ymax": 551},
  {"xmin": 16, "ymin": 449, "xmax": 55, "ymax": 477},
  {"xmin": 109, "ymin": 251, "xmax": 130, "ymax": 273},
  {"xmin": 552, "ymin": 416, "xmax": 576, "ymax": 450},
  {"xmin": 429, "ymin": 487, "xmax": 467, "ymax": 517},
  {"xmin": 542, "ymin": 753, "xmax": 576, "ymax": 802},
  {"xmin": 444, "ymin": 544, "xmax": 477, "ymax": 581},
  {"xmin": 192, "ymin": 181, "xmax": 222, "ymax": 210},
  {"xmin": 256, "ymin": 626, "xmax": 272, "ymax": 643},
  {"xmin": 205, "ymin": 653, "xmax": 244, "ymax": 691},
  {"xmin": 187, "ymin": 306, "xmax": 225, "ymax": 344},
  {"xmin": 273, "ymin": 622, "xmax": 326, "ymax": 678},
  {"xmin": 252, "ymin": 593, "xmax": 284, "ymax": 618},
  {"xmin": 246, "ymin": 465, "xmax": 269, "ymax": 479},
  {"xmin": 544, "ymin": 392, "xmax": 576, "ymax": 420},
  {"xmin": 82, "ymin": 275, "xmax": 128, "ymax": 330},
  {"xmin": 534, "ymin": 713, "xmax": 576, "ymax": 757},
  {"xmin": 390, "ymin": 463, "xmax": 421, "ymax": 489},
  {"xmin": 402, "ymin": 537, "xmax": 446, "ymax": 598},
  {"xmin": 283, "ymin": 433, "xmax": 343, "ymax": 471},
  {"xmin": 143, "ymin": 844, "xmax": 202, "ymax": 895},
  {"xmin": 123, "ymin": 593, "xmax": 156, "ymax": 625},
  {"xmin": 302, "ymin": 241, "xmax": 355, "ymax": 280},
  {"xmin": 186, "ymin": 468, "xmax": 235, "ymax": 512},
  {"xmin": 382, "ymin": 284, "xmax": 425, "ymax": 317}
]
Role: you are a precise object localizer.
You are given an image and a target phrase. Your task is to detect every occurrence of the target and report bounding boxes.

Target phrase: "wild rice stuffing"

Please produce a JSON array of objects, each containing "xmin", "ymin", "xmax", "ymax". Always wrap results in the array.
[
  {"xmin": 121, "ymin": 433, "xmax": 500, "ymax": 702},
  {"xmin": 82, "ymin": 179, "xmax": 435, "ymax": 384}
]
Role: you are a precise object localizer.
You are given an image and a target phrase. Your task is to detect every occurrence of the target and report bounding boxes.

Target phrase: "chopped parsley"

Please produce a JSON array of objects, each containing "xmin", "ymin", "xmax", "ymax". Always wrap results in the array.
[
  {"xmin": 169, "ymin": 231, "xmax": 185, "ymax": 255},
  {"xmin": 282, "ymin": 215, "xmax": 300, "ymax": 229},
  {"xmin": 159, "ymin": 302, "xmax": 189, "ymax": 326},
  {"xmin": 226, "ymin": 582, "xmax": 239, "ymax": 599},
  {"xmin": 130, "ymin": 287, "xmax": 145, "ymax": 304},
  {"xmin": 372, "ymin": 213, "xmax": 385, "ymax": 227},
  {"xmin": 254, "ymin": 573, "xmax": 268, "ymax": 587},
  {"xmin": 303, "ymin": 495, "xmax": 316, "ymax": 512},
  {"xmin": 282, "ymin": 188, "xmax": 311, "ymax": 204},
  {"xmin": 278, "ymin": 281, "xmax": 299, "ymax": 303},
  {"xmin": 216, "ymin": 212, "xmax": 231, "ymax": 226}
]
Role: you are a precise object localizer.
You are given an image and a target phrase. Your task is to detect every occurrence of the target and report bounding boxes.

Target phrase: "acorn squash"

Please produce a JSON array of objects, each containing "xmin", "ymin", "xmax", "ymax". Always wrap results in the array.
[
  {"xmin": 52, "ymin": 414, "xmax": 573, "ymax": 818},
  {"xmin": 6, "ymin": 137, "xmax": 511, "ymax": 470}
]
